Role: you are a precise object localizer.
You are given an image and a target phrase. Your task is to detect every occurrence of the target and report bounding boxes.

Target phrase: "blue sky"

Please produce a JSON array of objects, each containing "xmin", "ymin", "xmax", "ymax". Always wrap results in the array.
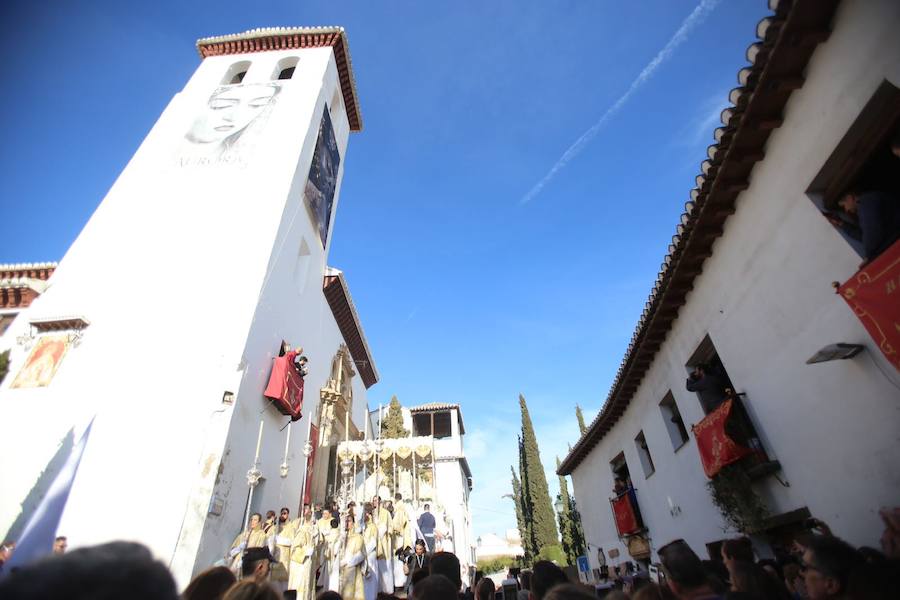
[{"xmin": 1, "ymin": 0, "xmax": 765, "ymax": 541}]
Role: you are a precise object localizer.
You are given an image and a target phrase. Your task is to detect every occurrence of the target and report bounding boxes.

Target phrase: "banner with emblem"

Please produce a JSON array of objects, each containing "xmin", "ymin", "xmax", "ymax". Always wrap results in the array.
[
  {"xmin": 692, "ymin": 399, "xmax": 753, "ymax": 478},
  {"xmin": 838, "ymin": 239, "xmax": 900, "ymax": 371}
]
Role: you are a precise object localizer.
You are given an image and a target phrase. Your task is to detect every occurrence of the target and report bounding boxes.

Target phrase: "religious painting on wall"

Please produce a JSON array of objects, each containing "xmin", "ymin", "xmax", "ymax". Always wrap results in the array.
[
  {"xmin": 303, "ymin": 106, "xmax": 341, "ymax": 247},
  {"xmin": 11, "ymin": 336, "xmax": 69, "ymax": 389},
  {"xmin": 179, "ymin": 83, "xmax": 282, "ymax": 168}
]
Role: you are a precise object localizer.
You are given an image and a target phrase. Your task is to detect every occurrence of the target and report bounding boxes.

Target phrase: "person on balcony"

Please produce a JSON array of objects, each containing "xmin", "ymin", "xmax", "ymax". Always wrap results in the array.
[
  {"xmin": 830, "ymin": 188, "xmax": 900, "ymax": 267},
  {"xmin": 686, "ymin": 364, "xmax": 730, "ymax": 414}
]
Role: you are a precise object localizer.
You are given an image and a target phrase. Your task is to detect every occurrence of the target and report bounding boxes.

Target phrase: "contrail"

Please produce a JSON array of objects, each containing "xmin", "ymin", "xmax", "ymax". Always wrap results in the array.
[{"xmin": 520, "ymin": 0, "xmax": 722, "ymax": 205}]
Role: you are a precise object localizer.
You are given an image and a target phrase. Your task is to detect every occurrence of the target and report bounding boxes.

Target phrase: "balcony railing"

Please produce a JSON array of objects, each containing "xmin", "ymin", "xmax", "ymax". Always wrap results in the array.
[{"xmin": 609, "ymin": 486, "xmax": 644, "ymax": 537}]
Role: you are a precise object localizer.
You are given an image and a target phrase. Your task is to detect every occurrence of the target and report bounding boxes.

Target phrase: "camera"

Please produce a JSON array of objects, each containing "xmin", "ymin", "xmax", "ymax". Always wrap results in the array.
[{"xmin": 395, "ymin": 546, "xmax": 414, "ymax": 564}]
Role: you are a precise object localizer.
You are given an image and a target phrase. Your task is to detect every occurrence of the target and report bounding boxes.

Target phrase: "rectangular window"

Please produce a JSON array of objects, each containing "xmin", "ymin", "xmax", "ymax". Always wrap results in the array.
[
  {"xmin": 806, "ymin": 80, "xmax": 900, "ymax": 262},
  {"xmin": 433, "ymin": 412, "xmax": 452, "ymax": 438},
  {"xmin": 685, "ymin": 335, "xmax": 735, "ymax": 414},
  {"xmin": 634, "ymin": 431, "xmax": 655, "ymax": 477},
  {"xmin": 659, "ymin": 392, "xmax": 689, "ymax": 449},
  {"xmin": 610, "ymin": 452, "xmax": 631, "ymax": 490},
  {"xmin": 412, "ymin": 413, "xmax": 432, "ymax": 437}
]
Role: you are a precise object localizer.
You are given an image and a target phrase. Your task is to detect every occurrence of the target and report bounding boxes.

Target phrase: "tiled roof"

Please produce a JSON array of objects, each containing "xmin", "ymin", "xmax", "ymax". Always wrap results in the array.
[
  {"xmin": 323, "ymin": 268, "xmax": 379, "ymax": 388},
  {"xmin": 409, "ymin": 402, "xmax": 460, "ymax": 412},
  {"xmin": 195, "ymin": 26, "xmax": 363, "ymax": 132},
  {"xmin": 558, "ymin": 0, "xmax": 839, "ymax": 476}
]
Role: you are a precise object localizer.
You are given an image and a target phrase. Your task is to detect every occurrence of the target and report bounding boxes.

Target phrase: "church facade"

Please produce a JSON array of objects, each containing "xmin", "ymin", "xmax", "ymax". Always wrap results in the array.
[{"xmin": 0, "ymin": 27, "xmax": 379, "ymax": 588}]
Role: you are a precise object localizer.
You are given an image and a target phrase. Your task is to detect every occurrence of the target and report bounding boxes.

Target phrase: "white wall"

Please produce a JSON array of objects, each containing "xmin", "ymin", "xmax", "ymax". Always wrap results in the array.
[
  {"xmin": 0, "ymin": 44, "xmax": 371, "ymax": 589},
  {"xmin": 572, "ymin": 0, "xmax": 900, "ymax": 569}
]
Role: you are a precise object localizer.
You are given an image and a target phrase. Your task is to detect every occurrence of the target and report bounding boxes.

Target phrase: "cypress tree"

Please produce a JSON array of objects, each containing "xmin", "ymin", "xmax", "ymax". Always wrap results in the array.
[
  {"xmin": 517, "ymin": 435, "xmax": 536, "ymax": 559},
  {"xmin": 510, "ymin": 466, "xmax": 532, "ymax": 563},
  {"xmin": 380, "ymin": 395, "xmax": 408, "ymax": 438},
  {"xmin": 519, "ymin": 394, "xmax": 559, "ymax": 552},
  {"xmin": 555, "ymin": 457, "xmax": 585, "ymax": 564},
  {"xmin": 576, "ymin": 404, "xmax": 587, "ymax": 436},
  {"xmin": 0, "ymin": 350, "xmax": 9, "ymax": 385}
]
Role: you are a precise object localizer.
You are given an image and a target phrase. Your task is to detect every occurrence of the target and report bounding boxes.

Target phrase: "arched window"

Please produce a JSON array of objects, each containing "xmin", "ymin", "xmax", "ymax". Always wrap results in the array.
[
  {"xmin": 221, "ymin": 60, "xmax": 251, "ymax": 85},
  {"xmin": 273, "ymin": 57, "xmax": 299, "ymax": 81}
]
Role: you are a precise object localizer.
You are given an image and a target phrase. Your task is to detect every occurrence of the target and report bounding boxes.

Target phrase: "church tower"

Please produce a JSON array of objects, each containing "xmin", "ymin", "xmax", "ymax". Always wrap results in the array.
[{"xmin": 0, "ymin": 27, "xmax": 376, "ymax": 586}]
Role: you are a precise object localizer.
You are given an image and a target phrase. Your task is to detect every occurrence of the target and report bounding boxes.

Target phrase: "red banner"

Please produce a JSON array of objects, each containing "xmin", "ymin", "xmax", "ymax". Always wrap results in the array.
[
  {"xmin": 838, "ymin": 239, "xmax": 900, "ymax": 371},
  {"xmin": 303, "ymin": 424, "xmax": 318, "ymax": 507},
  {"xmin": 263, "ymin": 351, "xmax": 304, "ymax": 421},
  {"xmin": 692, "ymin": 399, "xmax": 753, "ymax": 478},
  {"xmin": 611, "ymin": 492, "xmax": 640, "ymax": 537}
]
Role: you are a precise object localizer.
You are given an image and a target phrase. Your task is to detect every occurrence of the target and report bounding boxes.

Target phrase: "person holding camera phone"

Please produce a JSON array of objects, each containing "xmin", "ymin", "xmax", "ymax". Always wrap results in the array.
[{"xmin": 405, "ymin": 539, "xmax": 430, "ymax": 596}]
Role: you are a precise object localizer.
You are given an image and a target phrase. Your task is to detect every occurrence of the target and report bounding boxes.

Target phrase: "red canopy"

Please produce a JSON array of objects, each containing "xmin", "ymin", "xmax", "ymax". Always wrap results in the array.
[{"xmin": 263, "ymin": 351, "xmax": 304, "ymax": 421}]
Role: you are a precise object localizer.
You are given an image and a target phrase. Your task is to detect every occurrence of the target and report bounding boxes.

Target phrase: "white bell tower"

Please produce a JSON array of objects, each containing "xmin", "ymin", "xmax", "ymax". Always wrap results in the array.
[{"xmin": 0, "ymin": 27, "xmax": 370, "ymax": 586}]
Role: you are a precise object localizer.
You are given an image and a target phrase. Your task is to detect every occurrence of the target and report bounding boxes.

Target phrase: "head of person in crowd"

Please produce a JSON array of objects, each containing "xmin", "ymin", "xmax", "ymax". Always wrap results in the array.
[
  {"xmin": 430, "ymin": 551, "xmax": 462, "ymax": 591},
  {"xmin": 530, "ymin": 560, "xmax": 568, "ymax": 600},
  {"xmin": 475, "ymin": 576, "xmax": 495, "ymax": 600},
  {"xmin": 846, "ymin": 557, "xmax": 900, "ymax": 600},
  {"xmin": 316, "ymin": 592, "xmax": 343, "ymax": 600},
  {"xmin": 0, "ymin": 541, "xmax": 178, "ymax": 600},
  {"xmin": 412, "ymin": 574, "xmax": 458, "ymax": 600},
  {"xmin": 519, "ymin": 569, "xmax": 532, "ymax": 592},
  {"xmin": 783, "ymin": 562, "xmax": 806, "ymax": 598},
  {"xmin": 248, "ymin": 513, "xmax": 262, "ymax": 531},
  {"xmin": 52, "ymin": 535, "xmax": 67, "ymax": 555},
  {"xmin": 857, "ymin": 545, "xmax": 886, "ymax": 564},
  {"xmin": 222, "ymin": 580, "xmax": 281, "ymax": 600},
  {"xmin": 801, "ymin": 535, "xmax": 864, "ymax": 599},
  {"xmin": 414, "ymin": 538, "xmax": 427, "ymax": 557},
  {"xmin": 729, "ymin": 560, "xmax": 791, "ymax": 599},
  {"xmin": 755, "ymin": 557, "xmax": 782, "ymax": 581},
  {"xmin": 372, "ymin": 495, "xmax": 381, "ymax": 509},
  {"xmin": 279, "ymin": 507, "xmax": 290, "ymax": 524},
  {"xmin": 543, "ymin": 583, "xmax": 597, "ymax": 600},
  {"xmin": 700, "ymin": 559, "xmax": 728, "ymax": 593},
  {"xmin": 395, "ymin": 492, "xmax": 403, "ymax": 503},
  {"xmin": 0, "ymin": 540, "xmax": 15, "ymax": 564},
  {"xmin": 344, "ymin": 513, "xmax": 355, "ymax": 533},
  {"xmin": 658, "ymin": 539, "xmax": 715, "ymax": 600},
  {"xmin": 630, "ymin": 582, "xmax": 665, "ymax": 600},
  {"xmin": 241, "ymin": 547, "xmax": 273, "ymax": 583},
  {"xmin": 424, "ymin": 503, "xmax": 431, "ymax": 512},
  {"xmin": 183, "ymin": 566, "xmax": 237, "ymax": 600},
  {"xmin": 721, "ymin": 537, "xmax": 754, "ymax": 572}
]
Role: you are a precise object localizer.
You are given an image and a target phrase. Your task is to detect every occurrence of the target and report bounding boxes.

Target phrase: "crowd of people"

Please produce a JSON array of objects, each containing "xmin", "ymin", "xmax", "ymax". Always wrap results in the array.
[
  {"xmin": 2, "ymin": 506, "xmax": 898, "ymax": 599},
  {"xmin": 215, "ymin": 494, "xmax": 459, "ymax": 600}
]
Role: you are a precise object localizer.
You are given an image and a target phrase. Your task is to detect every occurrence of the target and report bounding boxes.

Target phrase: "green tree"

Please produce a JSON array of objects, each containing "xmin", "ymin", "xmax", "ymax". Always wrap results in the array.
[
  {"xmin": 516, "ymin": 435, "xmax": 536, "ymax": 560},
  {"xmin": 379, "ymin": 395, "xmax": 408, "ymax": 493},
  {"xmin": 380, "ymin": 395, "xmax": 408, "ymax": 438},
  {"xmin": 575, "ymin": 404, "xmax": 587, "ymax": 436},
  {"xmin": 556, "ymin": 457, "xmax": 586, "ymax": 565},
  {"xmin": 0, "ymin": 350, "xmax": 9, "ymax": 385},
  {"xmin": 510, "ymin": 466, "xmax": 533, "ymax": 563},
  {"xmin": 518, "ymin": 394, "xmax": 559, "ymax": 554}
]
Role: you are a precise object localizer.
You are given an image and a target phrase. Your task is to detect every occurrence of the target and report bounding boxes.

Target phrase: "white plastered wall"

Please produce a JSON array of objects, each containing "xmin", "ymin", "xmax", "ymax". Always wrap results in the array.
[{"xmin": 572, "ymin": 0, "xmax": 900, "ymax": 570}]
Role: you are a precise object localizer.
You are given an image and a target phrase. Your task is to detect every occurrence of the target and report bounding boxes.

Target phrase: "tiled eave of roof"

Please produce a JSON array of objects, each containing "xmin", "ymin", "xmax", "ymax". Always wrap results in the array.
[
  {"xmin": 323, "ymin": 270, "xmax": 379, "ymax": 388},
  {"xmin": 195, "ymin": 27, "xmax": 363, "ymax": 132},
  {"xmin": 558, "ymin": 0, "xmax": 838, "ymax": 476}
]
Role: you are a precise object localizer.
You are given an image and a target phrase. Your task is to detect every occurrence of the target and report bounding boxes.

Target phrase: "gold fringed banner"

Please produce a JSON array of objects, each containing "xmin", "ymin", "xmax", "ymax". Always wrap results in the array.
[
  {"xmin": 415, "ymin": 445, "xmax": 432, "ymax": 459},
  {"xmin": 396, "ymin": 446, "xmax": 412, "ymax": 459}
]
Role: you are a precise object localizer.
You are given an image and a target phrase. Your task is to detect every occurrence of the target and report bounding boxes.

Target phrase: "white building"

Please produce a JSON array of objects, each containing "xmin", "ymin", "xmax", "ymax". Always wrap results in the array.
[
  {"xmin": 337, "ymin": 402, "xmax": 476, "ymax": 581},
  {"xmin": 558, "ymin": 0, "xmax": 900, "ymax": 577},
  {"xmin": 0, "ymin": 26, "xmax": 380, "ymax": 588},
  {"xmin": 475, "ymin": 530, "xmax": 524, "ymax": 561}
]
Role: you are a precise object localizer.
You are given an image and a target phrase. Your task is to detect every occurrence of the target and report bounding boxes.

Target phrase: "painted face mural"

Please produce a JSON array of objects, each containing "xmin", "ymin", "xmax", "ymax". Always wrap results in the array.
[{"xmin": 185, "ymin": 83, "xmax": 280, "ymax": 149}]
